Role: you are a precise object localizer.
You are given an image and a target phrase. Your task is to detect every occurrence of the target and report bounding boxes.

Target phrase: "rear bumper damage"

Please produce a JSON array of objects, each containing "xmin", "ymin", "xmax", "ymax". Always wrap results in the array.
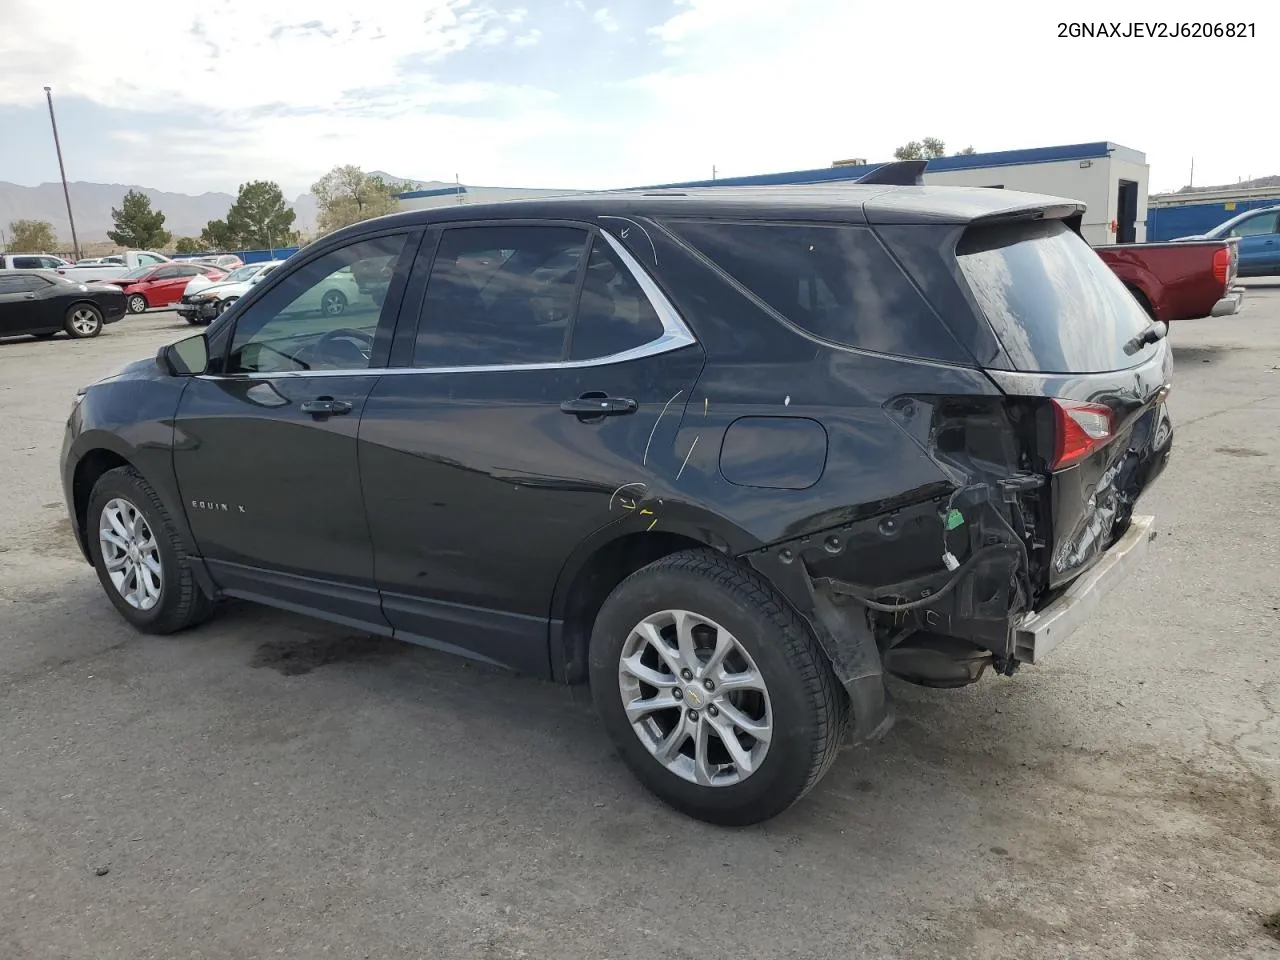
[{"xmin": 1014, "ymin": 514, "xmax": 1156, "ymax": 663}]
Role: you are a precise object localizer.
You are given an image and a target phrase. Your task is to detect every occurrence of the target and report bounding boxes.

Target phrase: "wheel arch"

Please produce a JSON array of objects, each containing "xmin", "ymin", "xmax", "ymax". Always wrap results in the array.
[
  {"xmin": 70, "ymin": 444, "xmax": 135, "ymax": 562},
  {"xmin": 548, "ymin": 510, "xmax": 759, "ymax": 684}
]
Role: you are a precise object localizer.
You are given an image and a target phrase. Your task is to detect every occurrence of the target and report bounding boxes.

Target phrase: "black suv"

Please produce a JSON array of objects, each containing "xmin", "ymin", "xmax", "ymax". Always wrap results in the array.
[{"xmin": 61, "ymin": 172, "xmax": 1172, "ymax": 824}]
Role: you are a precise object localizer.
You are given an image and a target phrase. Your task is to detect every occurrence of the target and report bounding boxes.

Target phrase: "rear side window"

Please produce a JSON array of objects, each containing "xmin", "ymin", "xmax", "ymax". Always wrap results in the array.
[
  {"xmin": 956, "ymin": 220, "xmax": 1152, "ymax": 373},
  {"xmin": 12, "ymin": 256, "xmax": 43, "ymax": 269},
  {"xmin": 569, "ymin": 236, "xmax": 664, "ymax": 361},
  {"xmin": 414, "ymin": 225, "xmax": 587, "ymax": 367},
  {"xmin": 664, "ymin": 220, "xmax": 959, "ymax": 361}
]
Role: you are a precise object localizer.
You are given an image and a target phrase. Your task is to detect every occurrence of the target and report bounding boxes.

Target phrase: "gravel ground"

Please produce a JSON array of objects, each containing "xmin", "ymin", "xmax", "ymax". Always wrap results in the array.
[{"xmin": 1, "ymin": 294, "xmax": 1278, "ymax": 960}]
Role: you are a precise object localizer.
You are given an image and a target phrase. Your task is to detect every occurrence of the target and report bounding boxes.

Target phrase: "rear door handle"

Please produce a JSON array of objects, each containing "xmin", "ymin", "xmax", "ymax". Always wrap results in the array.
[
  {"xmin": 300, "ymin": 397, "xmax": 353, "ymax": 416},
  {"xmin": 560, "ymin": 396, "xmax": 638, "ymax": 417}
]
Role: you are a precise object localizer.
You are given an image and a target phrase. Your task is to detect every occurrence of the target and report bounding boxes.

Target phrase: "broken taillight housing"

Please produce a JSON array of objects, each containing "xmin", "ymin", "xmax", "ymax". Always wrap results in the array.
[
  {"xmin": 1051, "ymin": 399, "xmax": 1114, "ymax": 469},
  {"xmin": 1211, "ymin": 247, "xmax": 1230, "ymax": 287}
]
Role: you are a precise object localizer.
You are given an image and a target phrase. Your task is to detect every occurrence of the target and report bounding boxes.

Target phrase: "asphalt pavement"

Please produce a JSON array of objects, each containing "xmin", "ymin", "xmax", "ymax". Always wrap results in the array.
[{"xmin": 1, "ymin": 295, "xmax": 1278, "ymax": 960}]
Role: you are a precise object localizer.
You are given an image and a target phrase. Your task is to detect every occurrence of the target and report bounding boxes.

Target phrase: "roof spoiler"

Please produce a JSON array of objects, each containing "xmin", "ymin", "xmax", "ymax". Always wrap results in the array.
[{"xmin": 855, "ymin": 159, "xmax": 927, "ymax": 186}]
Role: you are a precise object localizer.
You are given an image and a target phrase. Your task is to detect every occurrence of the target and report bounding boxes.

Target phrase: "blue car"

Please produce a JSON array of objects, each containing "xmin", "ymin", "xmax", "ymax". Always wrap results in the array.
[{"xmin": 1175, "ymin": 205, "xmax": 1280, "ymax": 277}]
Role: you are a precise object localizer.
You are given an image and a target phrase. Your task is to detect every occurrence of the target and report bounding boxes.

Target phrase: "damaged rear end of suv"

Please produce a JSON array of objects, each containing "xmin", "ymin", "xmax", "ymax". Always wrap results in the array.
[{"xmin": 617, "ymin": 173, "xmax": 1172, "ymax": 820}]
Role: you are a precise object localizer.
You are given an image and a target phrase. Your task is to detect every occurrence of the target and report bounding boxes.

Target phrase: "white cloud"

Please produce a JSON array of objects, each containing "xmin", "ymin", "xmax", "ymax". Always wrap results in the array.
[
  {"xmin": 1, "ymin": 0, "xmax": 1274, "ymax": 195},
  {"xmin": 592, "ymin": 8, "xmax": 619, "ymax": 33}
]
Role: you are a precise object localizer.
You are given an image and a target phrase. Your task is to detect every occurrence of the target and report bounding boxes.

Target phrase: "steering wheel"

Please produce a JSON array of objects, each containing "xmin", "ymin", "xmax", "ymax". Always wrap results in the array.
[{"xmin": 315, "ymin": 327, "xmax": 375, "ymax": 365}]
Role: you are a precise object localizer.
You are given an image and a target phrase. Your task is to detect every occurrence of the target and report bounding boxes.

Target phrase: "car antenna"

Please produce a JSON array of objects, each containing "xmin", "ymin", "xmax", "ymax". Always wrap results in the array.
[{"xmin": 855, "ymin": 159, "xmax": 927, "ymax": 186}]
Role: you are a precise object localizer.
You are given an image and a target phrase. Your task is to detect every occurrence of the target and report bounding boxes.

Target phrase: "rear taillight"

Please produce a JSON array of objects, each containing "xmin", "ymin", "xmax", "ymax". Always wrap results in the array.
[
  {"xmin": 1051, "ymin": 399, "xmax": 1114, "ymax": 470},
  {"xmin": 1211, "ymin": 247, "xmax": 1229, "ymax": 286}
]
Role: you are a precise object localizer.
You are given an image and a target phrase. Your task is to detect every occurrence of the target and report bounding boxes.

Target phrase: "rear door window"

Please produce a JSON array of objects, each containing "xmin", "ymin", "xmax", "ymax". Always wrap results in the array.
[
  {"xmin": 414, "ymin": 225, "xmax": 588, "ymax": 367},
  {"xmin": 569, "ymin": 236, "xmax": 665, "ymax": 361},
  {"xmin": 956, "ymin": 220, "xmax": 1153, "ymax": 373},
  {"xmin": 663, "ymin": 220, "xmax": 962, "ymax": 362}
]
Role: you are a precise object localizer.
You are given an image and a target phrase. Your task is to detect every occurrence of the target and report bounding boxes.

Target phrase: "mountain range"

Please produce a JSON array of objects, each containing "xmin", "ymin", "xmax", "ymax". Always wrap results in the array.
[{"xmin": 0, "ymin": 172, "xmax": 448, "ymax": 247}]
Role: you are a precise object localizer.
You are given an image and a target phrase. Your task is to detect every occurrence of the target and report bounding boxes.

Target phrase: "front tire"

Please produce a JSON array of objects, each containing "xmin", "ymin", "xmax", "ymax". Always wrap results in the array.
[
  {"xmin": 127, "ymin": 293, "xmax": 148, "ymax": 314},
  {"xmin": 589, "ymin": 549, "xmax": 848, "ymax": 826},
  {"xmin": 319, "ymin": 289, "xmax": 347, "ymax": 316},
  {"xmin": 86, "ymin": 466, "xmax": 214, "ymax": 634},
  {"xmin": 65, "ymin": 303, "xmax": 103, "ymax": 338},
  {"xmin": 216, "ymin": 296, "xmax": 237, "ymax": 316}
]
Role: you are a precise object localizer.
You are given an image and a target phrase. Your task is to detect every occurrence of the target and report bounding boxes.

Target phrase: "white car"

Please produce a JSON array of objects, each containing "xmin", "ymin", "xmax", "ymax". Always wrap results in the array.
[
  {"xmin": 180, "ymin": 260, "xmax": 276, "ymax": 302},
  {"xmin": 174, "ymin": 259, "xmax": 365, "ymax": 326}
]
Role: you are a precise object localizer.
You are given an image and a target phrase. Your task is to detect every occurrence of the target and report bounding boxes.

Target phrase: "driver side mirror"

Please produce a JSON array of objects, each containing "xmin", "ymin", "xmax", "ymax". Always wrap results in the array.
[{"xmin": 157, "ymin": 333, "xmax": 209, "ymax": 377}]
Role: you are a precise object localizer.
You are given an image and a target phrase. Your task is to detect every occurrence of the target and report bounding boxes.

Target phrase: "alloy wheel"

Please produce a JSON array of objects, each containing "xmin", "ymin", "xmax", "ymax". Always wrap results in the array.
[
  {"xmin": 70, "ymin": 307, "xmax": 100, "ymax": 335},
  {"xmin": 618, "ymin": 609, "xmax": 773, "ymax": 787},
  {"xmin": 98, "ymin": 497, "xmax": 163, "ymax": 611},
  {"xmin": 129, "ymin": 295, "xmax": 147, "ymax": 314}
]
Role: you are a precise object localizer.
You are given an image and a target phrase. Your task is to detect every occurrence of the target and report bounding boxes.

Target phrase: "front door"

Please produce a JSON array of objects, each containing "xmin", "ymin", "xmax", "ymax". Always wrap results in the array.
[
  {"xmin": 359, "ymin": 223, "xmax": 704, "ymax": 674},
  {"xmin": 1229, "ymin": 211, "xmax": 1280, "ymax": 276},
  {"xmin": 172, "ymin": 231, "xmax": 417, "ymax": 627},
  {"xmin": 0, "ymin": 273, "xmax": 50, "ymax": 334}
]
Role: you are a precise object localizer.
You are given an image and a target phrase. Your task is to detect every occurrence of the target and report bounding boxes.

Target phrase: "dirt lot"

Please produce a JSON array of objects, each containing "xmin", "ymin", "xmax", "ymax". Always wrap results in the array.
[{"xmin": 1, "ymin": 294, "xmax": 1278, "ymax": 959}]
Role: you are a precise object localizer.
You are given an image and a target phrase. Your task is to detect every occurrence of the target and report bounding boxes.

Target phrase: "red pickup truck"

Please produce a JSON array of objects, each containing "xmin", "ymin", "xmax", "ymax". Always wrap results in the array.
[{"xmin": 1096, "ymin": 237, "xmax": 1243, "ymax": 323}]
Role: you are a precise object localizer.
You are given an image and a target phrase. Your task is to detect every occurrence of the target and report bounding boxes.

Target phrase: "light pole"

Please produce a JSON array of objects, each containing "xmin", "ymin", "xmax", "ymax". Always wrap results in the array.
[{"xmin": 44, "ymin": 85, "xmax": 81, "ymax": 261}]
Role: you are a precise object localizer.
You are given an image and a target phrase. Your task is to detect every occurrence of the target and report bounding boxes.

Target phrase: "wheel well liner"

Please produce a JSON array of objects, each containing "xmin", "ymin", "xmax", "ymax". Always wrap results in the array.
[
  {"xmin": 552, "ymin": 530, "xmax": 709, "ymax": 683},
  {"xmin": 71, "ymin": 448, "xmax": 133, "ymax": 560}
]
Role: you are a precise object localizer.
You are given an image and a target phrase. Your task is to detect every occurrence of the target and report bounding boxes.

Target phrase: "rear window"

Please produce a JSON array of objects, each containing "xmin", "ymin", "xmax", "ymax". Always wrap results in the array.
[
  {"xmin": 665, "ymin": 220, "xmax": 964, "ymax": 362},
  {"xmin": 956, "ymin": 220, "xmax": 1152, "ymax": 373}
]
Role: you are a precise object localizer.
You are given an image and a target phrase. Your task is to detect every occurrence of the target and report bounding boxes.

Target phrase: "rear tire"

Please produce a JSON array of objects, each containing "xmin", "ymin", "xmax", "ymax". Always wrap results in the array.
[
  {"xmin": 319, "ymin": 289, "xmax": 347, "ymax": 316},
  {"xmin": 86, "ymin": 466, "xmax": 215, "ymax": 634},
  {"xmin": 64, "ymin": 303, "xmax": 103, "ymax": 338},
  {"xmin": 589, "ymin": 549, "xmax": 848, "ymax": 825}
]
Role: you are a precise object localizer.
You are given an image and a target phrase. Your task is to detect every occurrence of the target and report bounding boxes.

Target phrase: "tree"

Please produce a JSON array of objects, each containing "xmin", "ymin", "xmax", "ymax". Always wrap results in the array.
[
  {"xmin": 200, "ymin": 218, "xmax": 237, "ymax": 251},
  {"xmin": 107, "ymin": 190, "xmax": 171, "ymax": 249},
  {"xmin": 311, "ymin": 165, "xmax": 401, "ymax": 235},
  {"xmin": 893, "ymin": 137, "xmax": 948, "ymax": 161},
  {"xmin": 7, "ymin": 219, "xmax": 58, "ymax": 252},
  {"xmin": 954, "ymin": 146, "xmax": 976, "ymax": 156},
  {"xmin": 173, "ymin": 236, "xmax": 203, "ymax": 254},
  {"xmin": 225, "ymin": 180, "xmax": 297, "ymax": 249}
]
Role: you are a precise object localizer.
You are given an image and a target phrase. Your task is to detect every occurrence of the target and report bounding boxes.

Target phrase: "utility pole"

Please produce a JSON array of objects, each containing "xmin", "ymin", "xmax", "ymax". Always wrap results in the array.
[
  {"xmin": 712, "ymin": 164, "xmax": 717, "ymax": 181},
  {"xmin": 1189, "ymin": 157, "xmax": 1194, "ymax": 189},
  {"xmin": 44, "ymin": 86, "xmax": 81, "ymax": 261}
]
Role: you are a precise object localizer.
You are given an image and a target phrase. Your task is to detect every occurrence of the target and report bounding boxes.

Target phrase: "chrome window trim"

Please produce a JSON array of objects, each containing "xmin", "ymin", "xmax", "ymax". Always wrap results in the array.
[{"xmin": 196, "ymin": 227, "xmax": 697, "ymax": 382}]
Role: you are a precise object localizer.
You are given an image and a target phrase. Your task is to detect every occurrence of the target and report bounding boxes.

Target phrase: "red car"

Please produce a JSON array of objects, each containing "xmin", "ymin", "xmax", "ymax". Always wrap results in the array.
[{"xmin": 108, "ymin": 262, "xmax": 226, "ymax": 314}]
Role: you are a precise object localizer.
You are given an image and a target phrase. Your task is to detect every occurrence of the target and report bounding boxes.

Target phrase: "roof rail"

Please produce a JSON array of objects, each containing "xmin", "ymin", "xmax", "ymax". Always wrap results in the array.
[{"xmin": 855, "ymin": 160, "xmax": 927, "ymax": 186}]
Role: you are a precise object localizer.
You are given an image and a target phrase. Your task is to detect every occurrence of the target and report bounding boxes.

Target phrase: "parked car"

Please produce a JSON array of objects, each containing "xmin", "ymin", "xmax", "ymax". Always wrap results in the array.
[
  {"xmin": 108, "ymin": 262, "xmax": 227, "ymax": 313},
  {"xmin": 185, "ymin": 254, "xmax": 245, "ymax": 271},
  {"xmin": 57, "ymin": 250, "xmax": 172, "ymax": 283},
  {"xmin": 61, "ymin": 175, "xmax": 1173, "ymax": 825},
  {"xmin": 1095, "ymin": 237, "xmax": 1243, "ymax": 322},
  {"xmin": 0, "ymin": 270, "xmax": 126, "ymax": 339},
  {"xmin": 179, "ymin": 260, "xmax": 280, "ymax": 307},
  {"xmin": 1, "ymin": 253, "xmax": 74, "ymax": 271},
  {"xmin": 1172, "ymin": 204, "xmax": 1280, "ymax": 277},
  {"xmin": 175, "ymin": 260, "xmax": 289, "ymax": 323}
]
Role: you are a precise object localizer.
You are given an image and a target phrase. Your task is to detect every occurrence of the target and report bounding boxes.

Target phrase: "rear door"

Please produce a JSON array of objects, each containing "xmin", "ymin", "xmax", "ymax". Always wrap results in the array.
[
  {"xmin": 953, "ymin": 218, "xmax": 1173, "ymax": 586},
  {"xmin": 358, "ymin": 221, "xmax": 704, "ymax": 673}
]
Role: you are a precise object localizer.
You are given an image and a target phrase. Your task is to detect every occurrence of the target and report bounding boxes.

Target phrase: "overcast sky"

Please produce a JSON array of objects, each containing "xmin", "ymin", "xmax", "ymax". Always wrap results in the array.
[{"xmin": 0, "ymin": 0, "xmax": 1272, "ymax": 197}]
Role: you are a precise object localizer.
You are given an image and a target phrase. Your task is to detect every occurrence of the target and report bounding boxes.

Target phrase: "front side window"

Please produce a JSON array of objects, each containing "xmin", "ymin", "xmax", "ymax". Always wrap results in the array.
[
  {"xmin": 0, "ymin": 274, "xmax": 45, "ymax": 293},
  {"xmin": 227, "ymin": 234, "xmax": 408, "ymax": 375},
  {"xmin": 1229, "ymin": 213, "xmax": 1279, "ymax": 238},
  {"xmin": 413, "ymin": 225, "xmax": 588, "ymax": 367}
]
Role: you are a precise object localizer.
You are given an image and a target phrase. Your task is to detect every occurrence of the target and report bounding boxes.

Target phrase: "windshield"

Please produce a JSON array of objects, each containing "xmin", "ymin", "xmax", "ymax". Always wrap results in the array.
[
  {"xmin": 119, "ymin": 266, "xmax": 151, "ymax": 280},
  {"xmin": 224, "ymin": 264, "xmax": 260, "ymax": 283},
  {"xmin": 957, "ymin": 219, "xmax": 1154, "ymax": 374}
]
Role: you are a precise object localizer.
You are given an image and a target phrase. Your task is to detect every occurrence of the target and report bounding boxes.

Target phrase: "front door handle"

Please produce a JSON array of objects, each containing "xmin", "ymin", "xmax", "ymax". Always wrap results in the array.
[
  {"xmin": 560, "ymin": 395, "xmax": 638, "ymax": 418},
  {"xmin": 300, "ymin": 397, "xmax": 353, "ymax": 417}
]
